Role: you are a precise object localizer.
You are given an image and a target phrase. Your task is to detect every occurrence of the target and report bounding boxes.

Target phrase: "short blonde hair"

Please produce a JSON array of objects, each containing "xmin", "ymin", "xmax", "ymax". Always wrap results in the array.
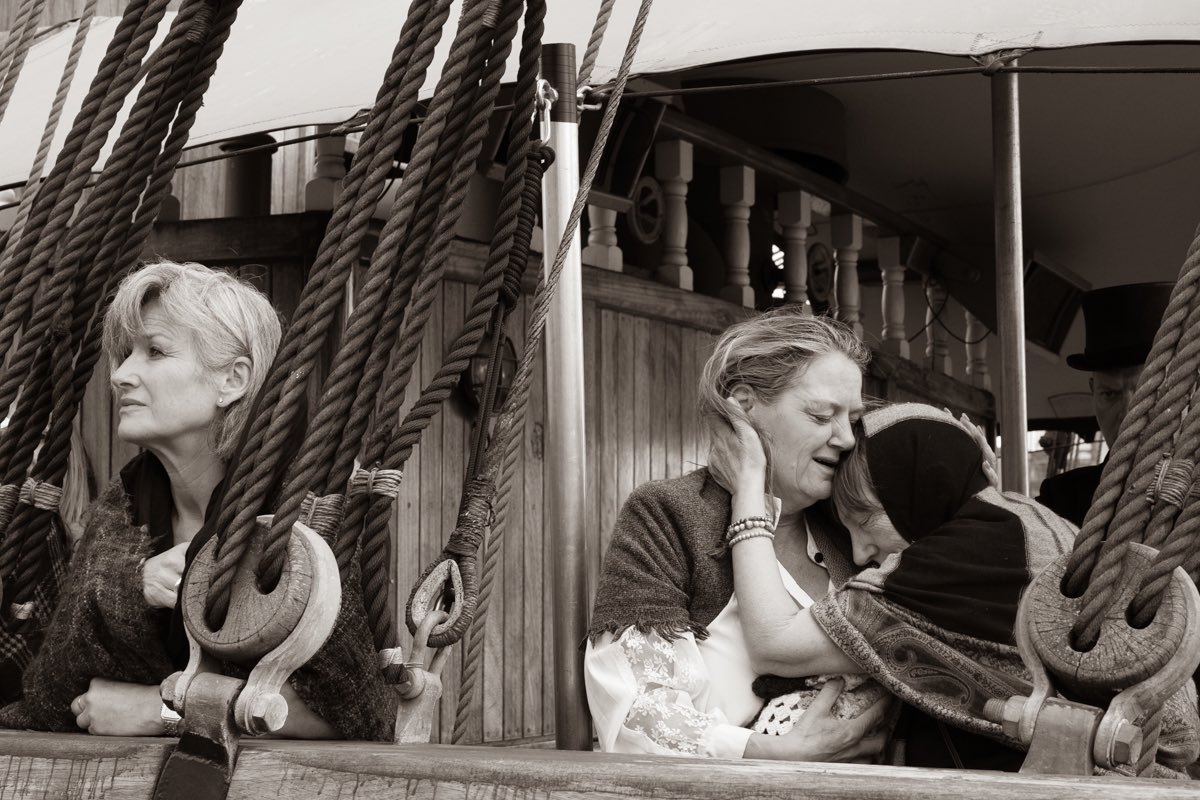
[
  {"xmin": 700, "ymin": 306, "xmax": 869, "ymax": 476},
  {"xmin": 102, "ymin": 260, "xmax": 281, "ymax": 459}
]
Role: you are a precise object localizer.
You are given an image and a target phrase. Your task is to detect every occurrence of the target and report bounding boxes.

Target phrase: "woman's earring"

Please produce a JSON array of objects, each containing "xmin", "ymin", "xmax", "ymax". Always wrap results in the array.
[{"xmin": 216, "ymin": 396, "xmax": 226, "ymax": 408}]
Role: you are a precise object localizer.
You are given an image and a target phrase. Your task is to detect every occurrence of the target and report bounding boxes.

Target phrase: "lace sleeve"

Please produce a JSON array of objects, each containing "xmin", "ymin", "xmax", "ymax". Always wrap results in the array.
[{"xmin": 584, "ymin": 628, "xmax": 752, "ymax": 758}]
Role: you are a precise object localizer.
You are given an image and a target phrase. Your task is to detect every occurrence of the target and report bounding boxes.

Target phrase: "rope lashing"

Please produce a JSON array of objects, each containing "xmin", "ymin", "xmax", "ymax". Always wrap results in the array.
[
  {"xmin": 203, "ymin": 0, "xmax": 467, "ymax": 629},
  {"xmin": 1146, "ymin": 455, "xmax": 1193, "ymax": 511},
  {"xmin": 262, "ymin": 0, "xmax": 513, "ymax": 589},
  {"xmin": 409, "ymin": 0, "xmax": 654, "ymax": 658},
  {"xmin": 299, "ymin": 492, "xmax": 346, "ymax": 543},
  {"xmin": 347, "ymin": 468, "xmax": 404, "ymax": 500},
  {"xmin": 1, "ymin": 0, "xmax": 98, "ymax": 253},
  {"xmin": 17, "ymin": 479, "xmax": 61, "ymax": 513}
]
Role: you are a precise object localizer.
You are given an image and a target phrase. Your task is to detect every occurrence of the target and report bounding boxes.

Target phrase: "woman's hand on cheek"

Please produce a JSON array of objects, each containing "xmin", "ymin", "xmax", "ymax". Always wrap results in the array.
[
  {"xmin": 708, "ymin": 397, "xmax": 768, "ymax": 495},
  {"xmin": 71, "ymin": 678, "xmax": 165, "ymax": 736},
  {"xmin": 143, "ymin": 541, "xmax": 189, "ymax": 609}
]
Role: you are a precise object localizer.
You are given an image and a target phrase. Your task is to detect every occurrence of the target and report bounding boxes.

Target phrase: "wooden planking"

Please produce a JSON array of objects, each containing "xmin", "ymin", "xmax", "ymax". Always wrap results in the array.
[
  {"xmin": 518, "ymin": 295, "xmax": 544, "ymax": 739},
  {"xmin": 416, "ymin": 282, "xmax": 445, "ymax": 737},
  {"xmin": 663, "ymin": 323, "xmax": 683, "ymax": 479},
  {"xmin": 583, "ymin": 298, "xmax": 601, "ymax": 619},
  {"xmin": 632, "ymin": 316, "xmax": 651, "ymax": 488},
  {"xmin": 3, "ymin": 735, "xmax": 1195, "ymax": 800},
  {"xmin": 596, "ymin": 308, "xmax": 621, "ymax": 584}
]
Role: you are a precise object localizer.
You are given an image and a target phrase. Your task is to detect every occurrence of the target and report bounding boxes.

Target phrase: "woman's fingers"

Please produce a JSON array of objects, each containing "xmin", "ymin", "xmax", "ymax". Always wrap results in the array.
[
  {"xmin": 851, "ymin": 692, "xmax": 892, "ymax": 736},
  {"xmin": 840, "ymin": 732, "xmax": 887, "ymax": 761},
  {"xmin": 806, "ymin": 679, "xmax": 845, "ymax": 717}
]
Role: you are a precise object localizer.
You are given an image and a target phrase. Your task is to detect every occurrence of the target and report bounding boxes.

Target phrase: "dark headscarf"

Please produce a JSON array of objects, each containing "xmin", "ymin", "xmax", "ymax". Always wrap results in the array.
[{"xmin": 857, "ymin": 404, "xmax": 1029, "ymax": 644}]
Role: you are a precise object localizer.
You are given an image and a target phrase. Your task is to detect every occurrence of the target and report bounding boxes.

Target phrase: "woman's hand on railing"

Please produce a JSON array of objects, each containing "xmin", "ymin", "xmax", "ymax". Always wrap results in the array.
[{"xmin": 70, "ymin": 678, "xmax": 165, "ymax": 736}]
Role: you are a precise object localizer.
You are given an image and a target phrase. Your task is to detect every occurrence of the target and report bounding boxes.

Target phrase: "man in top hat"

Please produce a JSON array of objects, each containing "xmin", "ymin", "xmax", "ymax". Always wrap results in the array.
[{"xmin": 1036, "ymin": 282, "xmax": 1174, "ymax": 526}]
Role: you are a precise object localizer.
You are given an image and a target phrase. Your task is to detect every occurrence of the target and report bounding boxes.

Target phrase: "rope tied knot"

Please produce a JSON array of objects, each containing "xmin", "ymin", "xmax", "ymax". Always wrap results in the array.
[
  {"xmin": 19, "ymin": 477, "xmax": 61, "ymax": 512},
  {"xmin": 347, "ymin": 466, "xmax": 404, "ymax": 500},
  {"xmin": 1147, "ymin": 455, "xmax": 1193, "ymax": 508},
  {"xmin": 299, "ymin": 492, "xmax": 347, "ymax": 541}
]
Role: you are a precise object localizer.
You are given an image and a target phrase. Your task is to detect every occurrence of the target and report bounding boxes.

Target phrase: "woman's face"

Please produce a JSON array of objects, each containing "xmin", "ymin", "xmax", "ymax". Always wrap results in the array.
[
  {"xmin": 110, "ymin": 300, "xmax": 222, "ymax": 457},
  {"xmin": 842, "ymin": 505, "xmax": 910, "ymax": 567},
  {"xmin": 746, "ymin": 352, "xmax": 864, "ymax": 513}
]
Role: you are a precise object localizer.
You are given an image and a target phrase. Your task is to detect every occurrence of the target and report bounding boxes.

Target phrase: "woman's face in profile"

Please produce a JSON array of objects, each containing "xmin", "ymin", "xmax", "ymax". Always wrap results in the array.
[
  {"xmin": 746, "ymin": 352, "xmax": 864, "ymax": 513},
  {"xmin": 110, "ymin": 300, "xmax": 222, "ymax": 455}
]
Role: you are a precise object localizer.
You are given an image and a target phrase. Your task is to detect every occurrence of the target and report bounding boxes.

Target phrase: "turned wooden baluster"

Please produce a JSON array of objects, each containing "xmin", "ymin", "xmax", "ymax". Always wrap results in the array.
[
  {"xmin": 832, "ymin": 214, "xmax": 863, "ymax": 338},
  {"xmin": 655, "ymin": 140, "xmax": 693, "ymax": 290},
  {"xmin": 965, "ymin": 310, "xmax": 991, "ymax": 390},
  {"xmin": 582, "ymin": 204, "xmax": 623, "ymax": 271},
  {"xmin": 719, "ymin": 165, "xmax": 755, "ymax": 308},
  {"xmin": 305, "ymin": 124, "xmax": 347, "ymax": 212},
  {"xmin": 778, "ymin": 190, "xmax": 811, "ymax": 311},
  {"xmin": 924, "ymin": 277, "xmax": 952, "ymax": 374},
  {"xmin": 877, "ymin": 235, "xmax": 908, "ymax": 358}
]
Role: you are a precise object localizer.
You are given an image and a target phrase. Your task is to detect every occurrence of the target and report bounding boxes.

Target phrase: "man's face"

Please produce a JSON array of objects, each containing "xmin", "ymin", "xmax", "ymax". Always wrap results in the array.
[{"xmin": 1091, "ymin": 364, "xmax": 1144, "ymax": 446}]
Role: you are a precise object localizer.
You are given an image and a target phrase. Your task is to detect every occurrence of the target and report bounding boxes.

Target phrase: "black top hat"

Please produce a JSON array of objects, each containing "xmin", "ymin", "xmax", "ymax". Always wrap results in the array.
[{"xmin": 1065, "ymin": 282, "xmax": 1173, "ymax": 371}]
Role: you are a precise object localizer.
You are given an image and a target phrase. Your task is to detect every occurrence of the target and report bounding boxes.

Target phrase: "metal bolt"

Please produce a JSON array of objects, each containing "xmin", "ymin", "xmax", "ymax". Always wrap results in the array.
[{"xmin": 1109, "ymin": 721, "xmax": 1142, "ymax": 766}]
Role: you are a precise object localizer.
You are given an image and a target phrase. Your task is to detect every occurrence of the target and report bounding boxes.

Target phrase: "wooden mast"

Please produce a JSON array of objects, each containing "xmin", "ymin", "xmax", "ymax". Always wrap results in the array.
[{"xmin": 539, "ymin": 42, "xmax": 593, "ymax": 750}]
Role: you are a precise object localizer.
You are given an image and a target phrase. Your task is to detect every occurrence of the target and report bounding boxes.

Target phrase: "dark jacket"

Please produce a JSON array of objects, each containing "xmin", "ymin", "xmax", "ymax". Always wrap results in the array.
[{"xmin": 1036, "ymin": 463, "xmax": 1103, "ymax": 527}]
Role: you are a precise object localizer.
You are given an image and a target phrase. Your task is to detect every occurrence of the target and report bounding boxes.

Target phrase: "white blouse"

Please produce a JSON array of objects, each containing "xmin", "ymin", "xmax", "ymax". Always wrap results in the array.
[{"xmin": 584, "ymin": 536, "xmax": 823, "ymax": 758}]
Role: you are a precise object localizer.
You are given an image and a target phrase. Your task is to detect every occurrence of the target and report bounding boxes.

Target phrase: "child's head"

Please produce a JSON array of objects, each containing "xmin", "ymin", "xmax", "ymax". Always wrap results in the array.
[{"xmin": 832, "ymin": 403, "xmax": 990, "ymax": 567}]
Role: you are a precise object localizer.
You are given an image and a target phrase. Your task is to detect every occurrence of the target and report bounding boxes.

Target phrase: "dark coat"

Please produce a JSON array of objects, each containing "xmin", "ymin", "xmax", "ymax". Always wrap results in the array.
[{"xmin": 1035, "ymin": 464, "xmax": 1103, "ymax": 527}]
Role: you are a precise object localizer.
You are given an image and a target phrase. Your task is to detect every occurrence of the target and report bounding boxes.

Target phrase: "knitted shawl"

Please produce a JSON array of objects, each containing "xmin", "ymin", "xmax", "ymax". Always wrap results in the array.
[
  {"xmin": 0, "ymin": 457, "xmax": 397, "ymax": 741},
  {"xmin": 588, "ymin": 467, "xmax": 855, "ymax": 642}
]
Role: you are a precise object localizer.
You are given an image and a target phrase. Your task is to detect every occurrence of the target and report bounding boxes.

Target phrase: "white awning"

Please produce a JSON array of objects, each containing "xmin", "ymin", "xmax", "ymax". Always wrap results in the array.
[{"xmin": 3, "ymin": 1, "xmax": 1200, "ymax": 184}]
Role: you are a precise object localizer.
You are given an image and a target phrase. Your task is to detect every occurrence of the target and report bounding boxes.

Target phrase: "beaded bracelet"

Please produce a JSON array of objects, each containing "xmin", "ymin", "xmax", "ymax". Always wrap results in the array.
[
  {"xmin": 728, "ymin": 528, "xmax": 776, "ymax": 547},
  {"xmin": 725, "ymin": 515, "xmax": 774, "ymax": 541}
]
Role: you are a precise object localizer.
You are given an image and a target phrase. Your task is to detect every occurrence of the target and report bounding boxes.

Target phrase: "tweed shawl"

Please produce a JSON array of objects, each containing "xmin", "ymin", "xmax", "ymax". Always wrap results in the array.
[
  {"xmin": 588, "ymin": 467, "xmax": 855, "ymax": 642},
  {"xmin": 0, "ymin": 458, "xmax": 397, "ymax": 741}
]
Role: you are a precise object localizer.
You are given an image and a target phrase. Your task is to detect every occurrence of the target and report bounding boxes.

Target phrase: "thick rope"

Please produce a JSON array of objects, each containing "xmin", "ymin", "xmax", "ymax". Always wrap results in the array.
[
  {"xmin": 576, "ymin": 0, "xmax": 615, "ymax": 89},
  {"xmin": 265, "ymin": 0, "xmax": 509, "ymax": 585},
  {"xmin": 256, "ymin": 0, "xmax": 502, "ymax": 582},
  {"xmin": 1, "ymin": 0, "xmax": 98, "ymax": 252},
  {"xmin": 406, "ymin": 0, "xmax": 654, "ymax": 651},
  {"xmin": 0, "ymin": 0, "xmax": 206, "ymax": 483},
  {"xmin": 0, "ymin": 0, "xmax": 45, "ymax": 127},
  {"xmin": 0, "ymin": 0, "xmax": 169, "ymax": 399},
  {"xmin": 0, "ymin": 0, "xmax": 34, "ymax": 90},
  {"xmin": 1060, "ymin": 228, "xmax": 1200, "ymax": 648},
  {"xmin": 204, "ymin": 0, "xmax": 474, "ymax": 628},
  {"xmin": 3, "ymin": 0, "xmax": 240, "ymax": 613}
]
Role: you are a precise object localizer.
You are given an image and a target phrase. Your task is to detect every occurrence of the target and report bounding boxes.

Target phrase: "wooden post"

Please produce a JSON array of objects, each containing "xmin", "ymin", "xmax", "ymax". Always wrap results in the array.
[
  {"xmin": 655, "ymin": 140, "xmax": 693, "ymax": 290},
  {"xmin": 832, "ymin": 214, "xmax": 863, "ymax": 338},
  {"xmin": 778, "ymin": 190, "xmax": 811, "ymax": 311},
  {"xmin": 220, "ymin": 133, "xmax": 277, "ymax": 217},
  {"xmin": 877, "ymin": 236, "xmax": 908, "ymax": 358},
  {"xmin": 719, "ymin": 165, "xmax": 755, "ymax": 307},
  {"xmin": 993, "ymin": 62, "xmax": 1029, "ymax": 495},
  {"xmin": 305, "ymin": 124, "xmax": 346, "ymax": 211},
  {"xmin": 539, "ymin": 43, "xmax": 592, "ymax": 751},
  {"xmin": 581, "ymin": 205, "xmax": 623, "ymax": 271},
  {"xmin": 924, "ymin": 278, "xmax": 952, "ymax": 374},
  {"xmin": 965, "ymin": 310, "xmax": 991, "ymax": 390}
]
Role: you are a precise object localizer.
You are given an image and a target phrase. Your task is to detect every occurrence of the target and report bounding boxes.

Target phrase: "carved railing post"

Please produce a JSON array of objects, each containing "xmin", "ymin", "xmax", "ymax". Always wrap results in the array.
[
  {"xmin": 305, "ymin": 124, "xmax": 346, "ymax": 211},
  {"xmin": 924, "ymin": 277, "xmax": 952, "ymax": 374},
  {"xmin": 778, "ymin": 190, "xmax": 811, "ymax": 311},
  {"xmin": 965, "ymin": 310, "xmax": 991, "ymax": 390},
  {"xmin": 832, "ymin": 214, "xmax": 863, "ymax": 338},
  {"xmin": 719, "ymin": 165, "xmax": 755, "ymax": 308},
  {"xmin": 877, "ymin": 235, "xmax": 908, "ymax": 358},
  {"xmin": 655, "ymin": 140, "xmax": 693, "ymax": 290},
  {"xmin": 582, "ymin": 205, "xmax": 623, "ymax": 271}
]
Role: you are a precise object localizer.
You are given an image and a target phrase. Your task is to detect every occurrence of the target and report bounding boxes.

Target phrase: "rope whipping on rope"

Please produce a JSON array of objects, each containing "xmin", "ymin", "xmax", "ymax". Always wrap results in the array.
[{"xmin": 405, "ymin": 0, "xmax": 654, "ymax": 654}]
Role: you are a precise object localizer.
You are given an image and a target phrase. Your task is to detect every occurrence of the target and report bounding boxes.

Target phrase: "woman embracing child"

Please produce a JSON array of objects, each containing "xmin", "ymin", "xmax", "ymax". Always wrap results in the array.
[{"xmin": 715, "ymin": 401, "xmax": 1199, "ymax": 774}]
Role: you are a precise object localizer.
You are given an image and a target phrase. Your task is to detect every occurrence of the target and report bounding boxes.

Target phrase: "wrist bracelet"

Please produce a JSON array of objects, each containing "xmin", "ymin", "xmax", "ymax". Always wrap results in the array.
[
  {"xmin": 728, "ymin": 528, "xmax": 775, "ymax": 547},
  {"xmin": 726, "ymin": 515, "xmax": 774, "ymax": 541}
]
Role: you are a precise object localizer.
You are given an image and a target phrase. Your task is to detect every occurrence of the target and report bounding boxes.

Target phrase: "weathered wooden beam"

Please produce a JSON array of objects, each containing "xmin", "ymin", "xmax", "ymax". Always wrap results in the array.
[{"xmin": 2, "ymin": 735, "xmax": 1196, "ymax": 800}]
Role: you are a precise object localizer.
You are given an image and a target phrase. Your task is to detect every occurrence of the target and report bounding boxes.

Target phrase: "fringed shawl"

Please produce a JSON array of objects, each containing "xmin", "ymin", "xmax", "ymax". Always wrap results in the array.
[
  {"xmin": 0, "ymin": 453, "xmax": 397, "ymax": 741},
  {"xmin": 589, "ymin": 468, "xmax": 855, "ymax": 642}
]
